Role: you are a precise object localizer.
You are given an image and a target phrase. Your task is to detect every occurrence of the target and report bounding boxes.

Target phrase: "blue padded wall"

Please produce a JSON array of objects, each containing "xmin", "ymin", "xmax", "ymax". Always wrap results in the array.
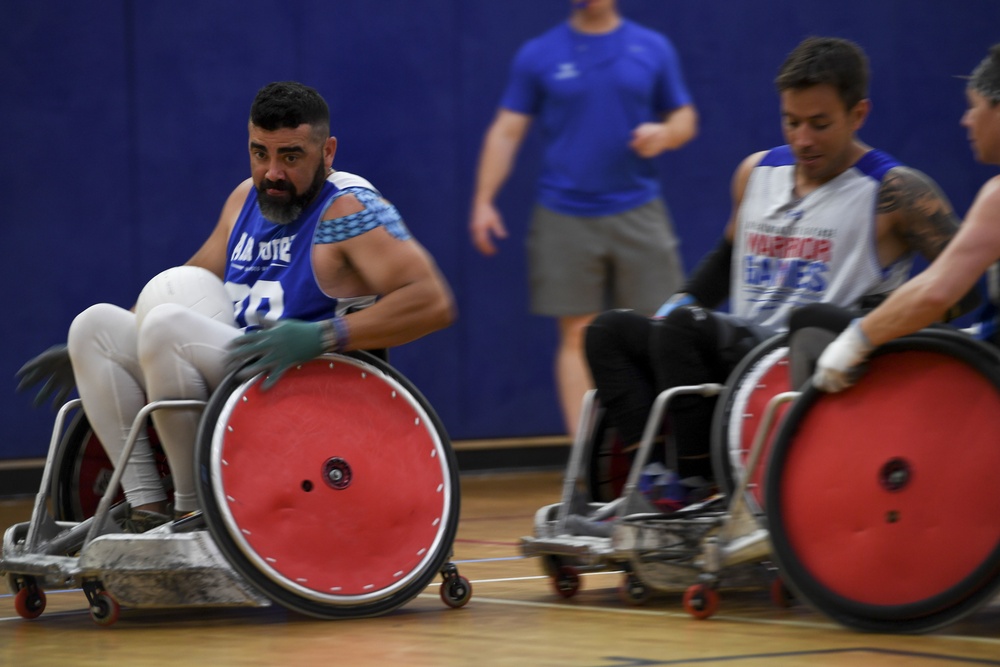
[{"xmin": 3, "ymin": 1, "xmax": 1000, "ymax": 458}]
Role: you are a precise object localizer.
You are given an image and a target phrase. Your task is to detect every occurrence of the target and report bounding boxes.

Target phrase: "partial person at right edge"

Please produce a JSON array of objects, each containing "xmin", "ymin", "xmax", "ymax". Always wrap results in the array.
[
  {"xmin": 585, "ymin": 36, "xmax": 972, "ymax": 509},
  {"xmin": 810, "ymin": 44, "xmax": 1000, "ymax": 393}
]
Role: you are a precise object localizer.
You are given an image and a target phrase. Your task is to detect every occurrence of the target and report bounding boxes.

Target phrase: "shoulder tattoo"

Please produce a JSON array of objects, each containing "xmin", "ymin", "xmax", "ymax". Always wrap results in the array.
[
  {"xmin": 877, "ymin": 167, "xmax": 960, "ymax": 257},
  {"xmin": 315, "ymin": 187, "xmax": 413, "ymax": 244}
]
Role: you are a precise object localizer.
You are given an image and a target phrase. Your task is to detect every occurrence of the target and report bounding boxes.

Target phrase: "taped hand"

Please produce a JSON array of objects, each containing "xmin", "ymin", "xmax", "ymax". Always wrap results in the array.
[
  {"xmin": 226, "ymin": 320, "xmax": 325, "ymax": 390},
  {"xmin": 812, "ymin": 319, "xmax": 875, "ymax": 392},
  {"xmin": 16, "ymin": 344, "xmax": 76, "ymax": 410}
]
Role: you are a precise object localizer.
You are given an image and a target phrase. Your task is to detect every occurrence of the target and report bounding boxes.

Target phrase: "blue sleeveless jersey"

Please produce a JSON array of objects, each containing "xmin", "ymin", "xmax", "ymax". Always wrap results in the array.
[{"xmin": 224, "ymin": 172, "xmax": 381, "ymax": 328}]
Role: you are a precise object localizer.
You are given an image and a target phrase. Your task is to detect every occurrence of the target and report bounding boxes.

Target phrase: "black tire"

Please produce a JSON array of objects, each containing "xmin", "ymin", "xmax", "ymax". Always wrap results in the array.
[
  {"xmin": 50, "ymin": 411, "xmax": 104, "ymax": 522},
  {"xmin": 50, "ymin": 412, "xmax": 170, "ymax": 521},
  {"xmin": 584, "ymin": 403, "xmax": 631, "ymax": 503}
]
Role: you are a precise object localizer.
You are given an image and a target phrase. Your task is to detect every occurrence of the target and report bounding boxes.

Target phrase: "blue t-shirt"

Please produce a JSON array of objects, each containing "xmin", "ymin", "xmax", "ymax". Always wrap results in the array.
[{"xmin": 500, "ymin": 19, "xmax": 693, "ymax": 216}]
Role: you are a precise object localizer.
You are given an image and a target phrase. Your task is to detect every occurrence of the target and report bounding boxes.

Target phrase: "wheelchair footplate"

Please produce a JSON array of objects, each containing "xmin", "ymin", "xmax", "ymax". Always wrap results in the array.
[{"xmin": 2, "ymin": 516, "xmax": 271, "ymax": 620}]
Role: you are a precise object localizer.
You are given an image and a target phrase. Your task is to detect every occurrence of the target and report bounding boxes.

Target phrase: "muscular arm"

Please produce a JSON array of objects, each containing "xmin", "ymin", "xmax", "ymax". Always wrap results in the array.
[
  {"xmin": 877, "ymin": 166, "xmax": 961, "ymax": 263},
  {"xmin": 469, "ymin": 109, "xmax": 533, "ymax": 255},
  {"xmin": 861, "ymin": 175, "xmax": 1000, "ymax": 345},
  {"xmin": 320, "ymin": 194, "xmax": 456, "ymax": 351},
  {"xmin": 877, "ymin": 166, "xmax": 978, "ymax": 319}
]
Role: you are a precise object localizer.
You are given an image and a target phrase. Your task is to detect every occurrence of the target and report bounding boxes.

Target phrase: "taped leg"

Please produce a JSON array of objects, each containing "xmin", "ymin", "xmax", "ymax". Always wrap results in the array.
[
  {"xmin": 138, "ymin": 303, "xmax": 241, "ymax": 514},
  {"xmin": 67, "ymin": 303, "xmax": 166, "ymax": 508}
]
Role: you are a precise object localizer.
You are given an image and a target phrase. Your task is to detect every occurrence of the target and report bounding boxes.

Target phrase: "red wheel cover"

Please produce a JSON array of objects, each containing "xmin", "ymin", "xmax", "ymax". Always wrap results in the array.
[
  {"xmin": 211, "ymin": 359, "xmax": 451, "ymax": 600},
  {"xmin": 779, "ymin": 351, "xmax": 1000, "ymax": 605}
]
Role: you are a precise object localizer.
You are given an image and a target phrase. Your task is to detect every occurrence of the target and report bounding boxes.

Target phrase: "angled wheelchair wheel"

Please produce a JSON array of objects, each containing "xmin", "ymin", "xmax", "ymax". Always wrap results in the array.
[
  {"xmin": 195, "ymin": 352, "xmax": 460, "ymax": 619},
  {"xmin": 584, "ymin": 399, "xmax": 675, "ymax": 504},
  {"xmin": 765, "ymin": 331, "xmax": 1000, "ymax": 633},
  {"xmin": 50, "ymin": 412, "xmax": 169, "ymax": 521},
  {"xmin": 710, "ymin": 334, "xmax": 790, "ymax": 514},
  {"xmin": 584, "ymin": 403, "xmax": 632, "ymax": 503}
]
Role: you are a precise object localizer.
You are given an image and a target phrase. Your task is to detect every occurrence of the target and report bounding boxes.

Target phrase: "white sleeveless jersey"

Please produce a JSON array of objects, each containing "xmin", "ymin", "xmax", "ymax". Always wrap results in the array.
[{"xmin": 731, "ymin": 146, "xmax": 913, "ymax": 331}]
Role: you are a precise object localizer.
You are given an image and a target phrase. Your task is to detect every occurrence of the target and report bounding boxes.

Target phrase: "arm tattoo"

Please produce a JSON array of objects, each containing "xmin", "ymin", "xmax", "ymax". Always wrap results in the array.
[{"xmin": 877, "ymin": 167, "xmax": 961, "ymax": 259}]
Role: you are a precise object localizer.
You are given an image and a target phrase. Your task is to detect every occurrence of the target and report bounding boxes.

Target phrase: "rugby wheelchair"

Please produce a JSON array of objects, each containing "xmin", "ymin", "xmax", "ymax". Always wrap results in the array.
[
  {"xmin": 523, "ymin": 325, "xmax": 1000, "ymax": 633},
  {"xmin": 2, "ymin": 351, "xmax": 471, "ymax": 626},
  {"xmin": 520, "ymin": 333, "xmax": 795, "ymax": 617}
]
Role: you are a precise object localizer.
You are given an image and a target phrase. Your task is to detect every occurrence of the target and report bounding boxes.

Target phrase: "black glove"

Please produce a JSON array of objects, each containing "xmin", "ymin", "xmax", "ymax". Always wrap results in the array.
[{"xmin": 16, "ymin": 344, "xmax": 76, "ymax": 410}]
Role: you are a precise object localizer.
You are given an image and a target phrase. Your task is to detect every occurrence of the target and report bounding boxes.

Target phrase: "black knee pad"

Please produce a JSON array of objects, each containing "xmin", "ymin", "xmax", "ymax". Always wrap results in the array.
[
  {"xmin": 648, "ymin": 306, "xmax": 719, "ymax": 386},
  {"xmin": 585, "ymin": 309, "xmax": 648, "ymax": 364},
  {"xmin": 652, "ymin": 306, "xmax": 772, "ymax": 376},
  {"xmin": 653, "ymin": 305, "xmax": 714, "ymax": 345}
]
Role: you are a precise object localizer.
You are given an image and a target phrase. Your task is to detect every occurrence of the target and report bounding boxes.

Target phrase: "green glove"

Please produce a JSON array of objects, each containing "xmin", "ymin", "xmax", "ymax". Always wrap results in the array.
[
  {"xmin": 16, "ymin": 344, "xmax": 76, "ymax": 410},
  {"xmin": 226, "ymin": 320, "xmax": 325, "ymax": 390}
]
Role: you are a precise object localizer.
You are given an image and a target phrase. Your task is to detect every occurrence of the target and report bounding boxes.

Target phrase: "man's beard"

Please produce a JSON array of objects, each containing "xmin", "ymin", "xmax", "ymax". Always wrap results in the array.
[{"xmin": 256, "ymin": 163, "xmax": 327, "ymax": 225}]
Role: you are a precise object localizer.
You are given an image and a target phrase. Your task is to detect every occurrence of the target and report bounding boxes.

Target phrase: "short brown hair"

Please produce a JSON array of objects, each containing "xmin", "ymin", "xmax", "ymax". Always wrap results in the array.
[{"xmin": 775, "ymin": 37, "xmax": 869, "ymax": 111}]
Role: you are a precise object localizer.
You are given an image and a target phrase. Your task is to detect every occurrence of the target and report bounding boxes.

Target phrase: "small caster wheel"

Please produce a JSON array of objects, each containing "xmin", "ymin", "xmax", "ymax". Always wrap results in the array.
[
  {"xmin": 682, "ymin": 584, "xmax": 719, "ymax": 620},
  {"xmin": 770, "ymin": 576, "xmax": 794, "ymax": 608},
  {"xmin": 618, "ymin": 573, "xmax": 651, "ymax": 606},
  {"xmin": 14, "ymin": 587, "xmax": 46, "ymax": 619},
  {"xmin": 552, "ymin": 565, "xmax": 581, "ymax": 599},
  {"xmin": 89, "ymin": 591, "xmax": 120, "ymax": 627},
  {"xmin": 440, "ymin": 575, "xmax": 473, "ymax": 609}
]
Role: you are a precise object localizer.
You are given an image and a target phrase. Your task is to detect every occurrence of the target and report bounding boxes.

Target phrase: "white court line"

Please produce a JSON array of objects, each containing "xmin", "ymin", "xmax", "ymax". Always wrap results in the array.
[{"xmin": 420, "ymin": 577, "xmax": 1000, "ymax": 648}]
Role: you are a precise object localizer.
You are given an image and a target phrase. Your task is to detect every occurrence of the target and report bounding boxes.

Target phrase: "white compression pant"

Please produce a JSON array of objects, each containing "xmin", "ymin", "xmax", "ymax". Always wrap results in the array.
[{"xmin": 67, "ymin": 303, "xmax": 241, "ymax": 512}]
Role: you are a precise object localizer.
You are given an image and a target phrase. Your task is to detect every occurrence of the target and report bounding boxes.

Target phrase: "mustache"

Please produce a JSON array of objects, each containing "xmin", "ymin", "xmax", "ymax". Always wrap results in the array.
[{"xmin": 260, "ymin": 179, "xmax": 291, "ymax": 192}]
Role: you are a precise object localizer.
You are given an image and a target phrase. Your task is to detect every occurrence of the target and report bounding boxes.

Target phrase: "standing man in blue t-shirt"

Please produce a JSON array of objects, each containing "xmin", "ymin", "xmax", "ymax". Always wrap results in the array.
[{"xmin": 469, "ymin": 0, "xmax": 698, "ymax": 438}]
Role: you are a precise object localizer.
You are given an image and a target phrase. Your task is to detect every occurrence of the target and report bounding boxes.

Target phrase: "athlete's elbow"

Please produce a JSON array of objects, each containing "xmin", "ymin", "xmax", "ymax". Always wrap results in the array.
[
  {"xmin": 422, "ymin": 283, "xmax": 457, "ymax": 334},
  {"xmin": 919, "ymin": 281, "xmax": 965, "ymax": 319},
  {"xmin": 434, "ymin": 292, "xmax": 458, "ymax": 331}
]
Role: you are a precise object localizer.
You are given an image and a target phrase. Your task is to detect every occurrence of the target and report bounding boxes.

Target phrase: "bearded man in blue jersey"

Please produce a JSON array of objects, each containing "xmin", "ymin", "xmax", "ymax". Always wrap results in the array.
[{"xmin": 18, "ymin": 82, "xmax": 456, "ymax": 531}]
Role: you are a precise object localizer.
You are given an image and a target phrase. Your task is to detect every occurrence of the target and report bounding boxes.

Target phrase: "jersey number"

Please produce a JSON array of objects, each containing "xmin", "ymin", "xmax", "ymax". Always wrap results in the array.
[{"xmin": 227, "ymin": 280, "xmax": 285, "ymax": 327}]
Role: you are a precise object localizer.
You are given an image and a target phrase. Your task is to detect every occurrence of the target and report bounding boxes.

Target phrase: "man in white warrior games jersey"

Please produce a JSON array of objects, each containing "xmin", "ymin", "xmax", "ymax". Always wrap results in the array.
[{"xmin": 584, "ymin": 37, "xmax": 968, "ymax": 501}]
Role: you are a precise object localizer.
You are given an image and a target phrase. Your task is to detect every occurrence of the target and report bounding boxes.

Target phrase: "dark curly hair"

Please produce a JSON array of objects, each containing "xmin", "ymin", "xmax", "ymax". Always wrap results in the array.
[{"xmin": 249, "ymin": 81, "xmax": 330, "ymax": 139}]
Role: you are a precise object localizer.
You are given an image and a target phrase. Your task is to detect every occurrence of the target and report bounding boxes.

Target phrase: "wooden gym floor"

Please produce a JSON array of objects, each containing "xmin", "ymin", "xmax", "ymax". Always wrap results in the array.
[{"xmin": 1, "ymin": 470, "xmax": 998, "ymax": 667}]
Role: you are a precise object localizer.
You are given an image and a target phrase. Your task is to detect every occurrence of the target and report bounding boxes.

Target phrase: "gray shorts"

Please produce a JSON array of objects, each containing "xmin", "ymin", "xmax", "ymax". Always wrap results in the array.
[{"xmin": 527, "ymin": 199, "xmax": 684, "ymax": 317}]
